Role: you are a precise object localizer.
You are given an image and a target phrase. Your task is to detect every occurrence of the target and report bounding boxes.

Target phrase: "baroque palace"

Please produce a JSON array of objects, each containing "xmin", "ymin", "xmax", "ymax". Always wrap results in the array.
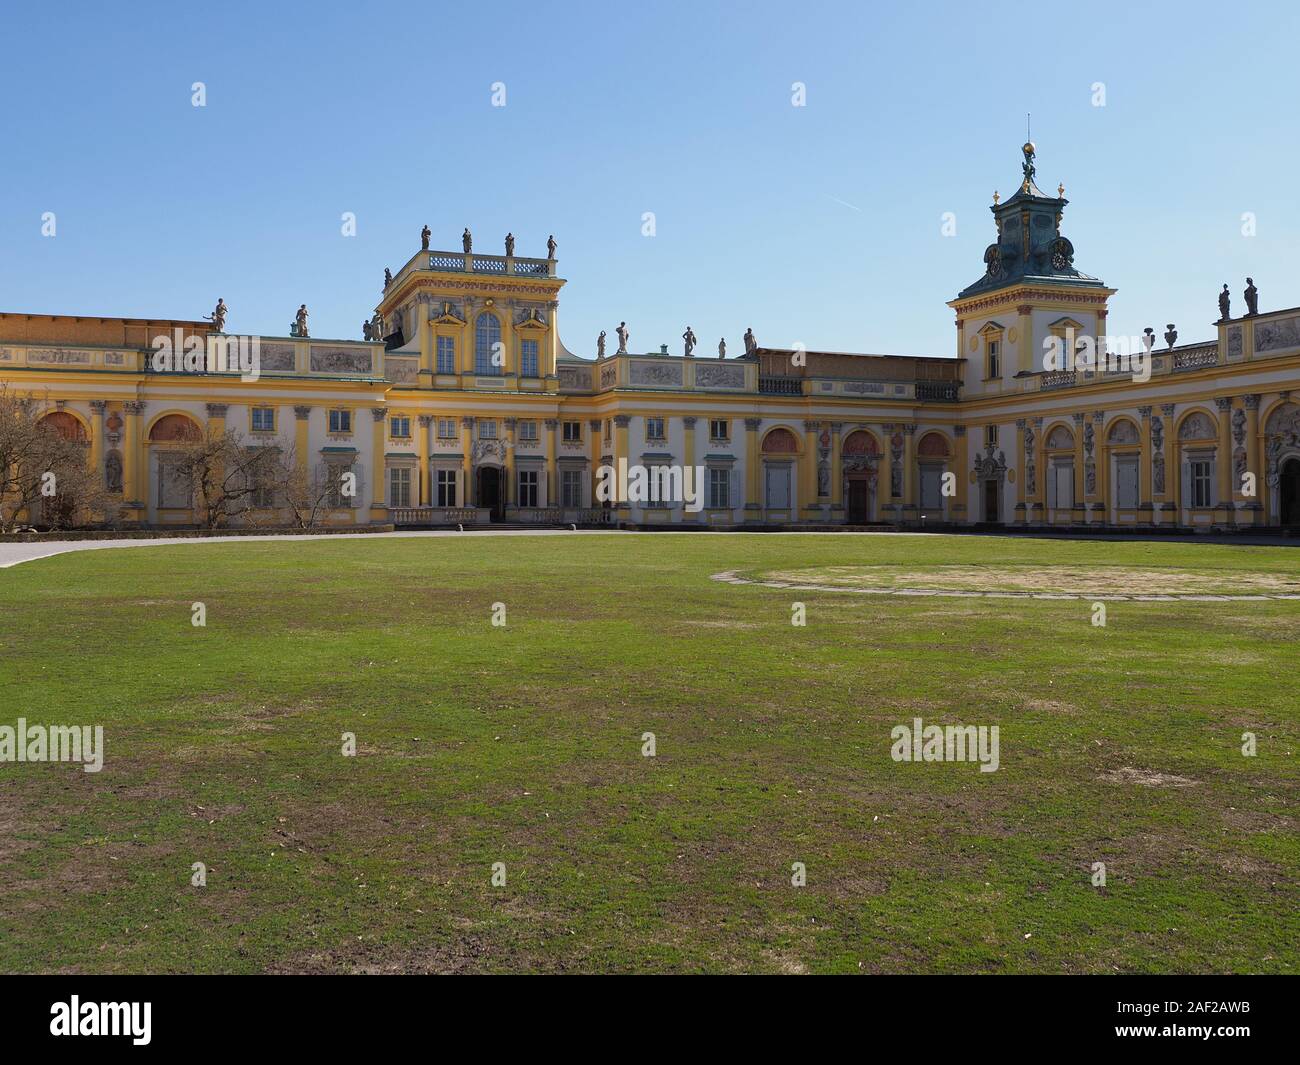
[{"xmin": 4, "ymin": 143, "xmax": 1300, "ymax": 532}]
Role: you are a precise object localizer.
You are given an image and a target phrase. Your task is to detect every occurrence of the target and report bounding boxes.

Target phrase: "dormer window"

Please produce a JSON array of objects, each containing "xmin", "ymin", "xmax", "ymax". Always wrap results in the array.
[{"xmin": 987, "ymin": 339, "xmax": 1000, "ymax": 379}]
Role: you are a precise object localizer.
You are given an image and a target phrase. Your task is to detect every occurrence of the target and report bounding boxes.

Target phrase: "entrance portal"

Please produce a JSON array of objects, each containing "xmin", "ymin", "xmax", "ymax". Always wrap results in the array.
[
  {"xmin": 847, "ymin": 479, "xmax": 869, "ymax": 523},
  {"xmin": 1282, "ymin": 458, "xmax": 1300, "ymax": 526},
  {"xmin": 477, "ymin": 467, "xmax": 504, "ymax": 522},
  {"xmin": 983, "ymin": 480, "xmax": 999, "ymax": 523}
]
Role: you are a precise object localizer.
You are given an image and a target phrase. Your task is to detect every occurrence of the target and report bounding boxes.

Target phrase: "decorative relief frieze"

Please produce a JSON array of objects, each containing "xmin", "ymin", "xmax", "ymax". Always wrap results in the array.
[
  {"xmin": 629, "ymin": 361, "xmax": 683, "ymax": 387},
  {"xmin": 310, "ymin": 347, "xmax": 373, "ymax": 374},
  {"xmin": 259, "ymin": 343, "xmax": 296, "ymax": 372},
  {"xmin": 1254, "ymin": 315, "xmax": 1300, "ymax": 354},
  {"xmin": 28, "ymin": 348, "xmax": 92, "ymax": 365},
  {"xmin": 694, "ymin": 363, "xmax": 745, "ymax": 389}
]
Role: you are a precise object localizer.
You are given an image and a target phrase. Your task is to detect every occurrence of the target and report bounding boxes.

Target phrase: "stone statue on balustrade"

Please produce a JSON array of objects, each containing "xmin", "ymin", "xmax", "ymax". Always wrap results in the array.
[{"xmin": 682, "ymin": 326, "xmax": 697, "ymax": 357}]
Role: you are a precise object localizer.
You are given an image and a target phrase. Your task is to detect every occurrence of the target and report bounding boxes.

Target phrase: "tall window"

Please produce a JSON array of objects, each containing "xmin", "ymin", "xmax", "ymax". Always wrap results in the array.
[
  {"xmin": 645, "ymin": 417, "xmax": 665, "ymax": 441},
  {"xmin": 390, "ymin": 415, "xmax": 411, "ymax": 439},
  {"xmin": 518, "ymin": 420, "xmax": 538, "ymax": 442},
  {"xmin": 986, "ymin": 339, "xmax": 1000, "ymax": 379},
  {"xmin": 475, "ymin": 313, "xmax": 502, "ymax": 375},
  {"xmin": 328, "ymin": 409, "xmax": 352, "ymax": 434},
  {"xmin": 561, "ymin": 469, "xmax": 583, "ymax": 507},
  {"xmin": 436, "ymin": 469, "xmax": 457, "ymax": 507},
  {"xmin": 1191, "ymin": 459, "xmax": 1213, "ymax": 507},
  {"xmin": 479, "ymin": 419, "xmax": 498, "ymax": 440},
  {"xmin": 325, "ymin": 462, "xmax": 356, "ymax": 507},
  {"xmin": 520, "ymin": 339, "xmax": 539, "ymax": 378},
  {"xmin": 437, "ymin": 417, "xmax": 457, "ymax": 440},
  {"xmin": 709, "ymin": 467, "xmax": 730, "ymax": 509},
  {"xmin": 562, "ymin": 420, "xmax": 582, "ymax": 443},
  {"xmin": 251, "ymin": 406, "xmax": 275, "ymax": 433},
  {"xmin": 709, "ymin": 418, "xmax": 729, "ymax": 441},
  {"xmin": 518, "ymin": 470, "xmax": 539, "ymax": 507},
  {"xmin": 388, "ymin": 467, "xmax": 412, "ymax": 507},
  {"xmin": 436, "ymin": 335, "xmax": 456, "ymax": 375},
  {"xmin": 984, "ymin": 424, "xmax": 999, "ymax": 448}
]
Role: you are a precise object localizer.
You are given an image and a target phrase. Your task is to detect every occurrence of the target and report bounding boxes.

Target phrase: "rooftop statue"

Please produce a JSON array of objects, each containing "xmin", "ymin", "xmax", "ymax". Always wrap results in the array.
[
  {"xmin": 383, "ymin": 268, "xmax": 392, "ymax": 290},
  {"xmin": 743, "ymin": 327, "xmax": 757, "ymax": 354},
  {"xmin": 547, "ymin": 234, "xmax": 557, "ymax": 259},
  {"xmin": 1218, "ymin": 284, "xmax": 1231, "ymax": 322},
  {"xmin": 421, "ymin": 225, "xmax": 431, "ymax": 251},
  {"xmin": 462, "ymin": 228, "xmax": 472, "ymax": 253},
  {"xmin": 597, "ymin": 330, "xmax": 607, "ymax": 358},
  {"xmin": 295, "ymin": 304, "xmax": 309, "ymax": 338},
  {"xmin": 682, "ymin": 326, "xmax": 697, "ymax": 357},
  {"xmin": 1245, "ymin": 277, "xmax": 1259, "ymax": 317},
  {"xmin": 718, "ymin": 337, "xmax": 726, "ymax": 359},
  {"xmin": 204, "ymin": 298, "xmax": 227, "ymax": 333},
  {"xmin": 616, "ymin": 322, "xmax": 629, "ymax": 354},
  {"xmin": 505, "ymin": 232, "xmax": 515, "ymax": 257}
]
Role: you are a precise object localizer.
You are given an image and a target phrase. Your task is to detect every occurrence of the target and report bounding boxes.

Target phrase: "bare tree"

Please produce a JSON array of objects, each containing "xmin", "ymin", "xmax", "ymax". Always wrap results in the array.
[
  {"xmin": 268, "ymin": 445, "xmax": 357, "ymax": 530},
  {"xmin": 0, "ymin": 386, "xmax": 109, "ymax": 532},
  {"xmin": 169, "ymin": 425, "xmax": 283, "ymax": 530}
]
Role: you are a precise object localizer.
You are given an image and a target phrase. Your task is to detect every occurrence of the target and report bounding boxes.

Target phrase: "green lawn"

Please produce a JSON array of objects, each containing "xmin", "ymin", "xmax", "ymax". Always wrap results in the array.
[{"xmin": 0, "ymin": 532, "xmax": 1296, "ymax": 974}]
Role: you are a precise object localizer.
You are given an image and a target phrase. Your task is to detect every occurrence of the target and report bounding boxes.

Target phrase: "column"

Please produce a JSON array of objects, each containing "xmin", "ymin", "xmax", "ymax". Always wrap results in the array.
[
  {"xmin": 1243, "ymin": 394, "xmax": 1262, "ymax": 524},
  {"xmin": 1214, "ymin": 396, "xmax": 1233, "ymax": 522},
  {"xmin": 900, "ymin": 424, "xmax": 915, "ymax": 520},
  {"xmin": 370, "ymin": 408, "xmax": 387, "ymax": 520},
  {"xmin": 545, "ymin": 418, "xmax": 558, "ymax": 508},
  {"xmin": 418, "ymin": 415, "xmax": 433, "ymax": 505},
  {"xmin": 745, "ymin": 417, "xmax": 761, "ymax": 518},
  {"xmin": 122, "ymin": 400, "xmax": 146, "ymax": 509},
  {"xmin": 1160, "ymin": 403, "xmax": 1177, "ymax": 523},
  {"xmin": 460, "ymin": 416, "xmax": 475, "ymax": 508},
  {"xmin": 953, "ymin": 424, "xmax": 969, "ymax": 522},
  {"xmin": 801, "ymin": 420, "xmax": 819, "ymax": 517},
  {"xmin": 1015, "ymin": 419, "xmax": 1029, "ymax": 524},
  {"xmin": 1017, "ymin": 304, "xmax": 1034, "ymax": 374},
  {"xmin": 588, "ymin": 418, "xmax": 602, "ymax": 509},
  {"xmin": 614, "ymin": 415, "xmax": 631, "ymax": 518},
  {"xmin": 294, "ymin": 405, "xmax": 312, "ymax": 477},
  {"xmin": 1090, "ymin": 410, "xmax": 1106, "ymax": 525},
  {"xmin": 418, "ymin": 315, "xmax": 434, "ymax": 388},
  {"xmin": 682, "ymin": 417, "xmax": 698, "ymax": 521},
  {"xmin": 1138, "ymin": 406, "xmax": 1153, "ymax": 525},
  {"xmin": 504, "ymin": 417, "xmax": 517, "ymax": 509},
  {"xmin": 1029, "ymin": 416, "xmax": 1045, "ymax": 521},
  {"xmin": 830, "ymin": 422, "xmax": 844, "ymax": 516},
  {"xmin": 88, "ymin": 400, "xmax": 106, "ymax": 488},
  {"xmin": 1072, "ymin": 412, "xmax": 1086, "ymax": 524}
]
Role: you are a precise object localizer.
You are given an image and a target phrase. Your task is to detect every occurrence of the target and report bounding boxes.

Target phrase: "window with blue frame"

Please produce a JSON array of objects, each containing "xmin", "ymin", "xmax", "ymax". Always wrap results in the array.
[
  {"xmin": 436, "ymin": 335, "xmax": 456, "ymax": 374},
  {"xmin": 475, "ymin": 313, "xmax": 502, "ymax": 375},
  {"xmin": 520, "ymin": 339, "xmax": 539, "ymax": 378}
]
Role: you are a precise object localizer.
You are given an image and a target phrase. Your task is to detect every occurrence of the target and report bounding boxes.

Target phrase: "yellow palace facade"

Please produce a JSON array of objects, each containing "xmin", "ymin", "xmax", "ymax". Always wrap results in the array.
[{"xmin": 4, "ymin": 144, "xmax": 1300, "ymax": 532}]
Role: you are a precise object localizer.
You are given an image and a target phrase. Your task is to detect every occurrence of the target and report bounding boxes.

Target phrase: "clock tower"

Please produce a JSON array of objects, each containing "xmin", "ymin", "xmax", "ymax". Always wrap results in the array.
[{"xmin": 949, "ymin": 142, "xmax": 1115, "ymax": 394}]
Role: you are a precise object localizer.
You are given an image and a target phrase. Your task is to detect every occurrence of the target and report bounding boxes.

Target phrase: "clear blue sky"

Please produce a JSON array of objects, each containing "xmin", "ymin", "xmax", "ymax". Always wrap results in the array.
[{"xmin": 3, "ymin": 0, "xmax": 1297, "ymax": 357}]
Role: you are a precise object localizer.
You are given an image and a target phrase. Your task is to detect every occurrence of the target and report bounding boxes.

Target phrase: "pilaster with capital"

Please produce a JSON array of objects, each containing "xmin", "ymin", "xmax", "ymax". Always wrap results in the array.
[
  {"xmin": 745, "ymin": 417, "xmax": 762, "ymax": 513},
  {"xmin": 1214, "ymin": 397, "xmax": 1234, "ymax": 518}
]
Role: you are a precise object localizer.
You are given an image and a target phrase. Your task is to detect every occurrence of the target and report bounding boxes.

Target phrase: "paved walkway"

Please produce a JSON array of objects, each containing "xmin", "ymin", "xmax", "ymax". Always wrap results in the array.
[
  {"xmin": 0, "ymin": 528, "xmax": 627, "ymax": 570},
  {"xmin": 1, "ymin": 527, "xmax": 1295, "ymax": 571}
]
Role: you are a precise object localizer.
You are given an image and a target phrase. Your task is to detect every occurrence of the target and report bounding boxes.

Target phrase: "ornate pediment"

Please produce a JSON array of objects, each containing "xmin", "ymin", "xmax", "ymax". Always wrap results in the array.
[{"xmin": 973, "ymin": 443, "xmax": 1007, "ymax": 481}]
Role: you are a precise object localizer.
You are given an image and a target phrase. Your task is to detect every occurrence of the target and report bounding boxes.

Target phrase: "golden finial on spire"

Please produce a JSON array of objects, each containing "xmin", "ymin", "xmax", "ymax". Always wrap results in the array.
[
  {"xmin": 993, "ymin": 190, "xmax": 1000, "ymax": 205},
  {"xmin": 1058, "ymin": 183, "xmax": 1065, "ymax": 198}
]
